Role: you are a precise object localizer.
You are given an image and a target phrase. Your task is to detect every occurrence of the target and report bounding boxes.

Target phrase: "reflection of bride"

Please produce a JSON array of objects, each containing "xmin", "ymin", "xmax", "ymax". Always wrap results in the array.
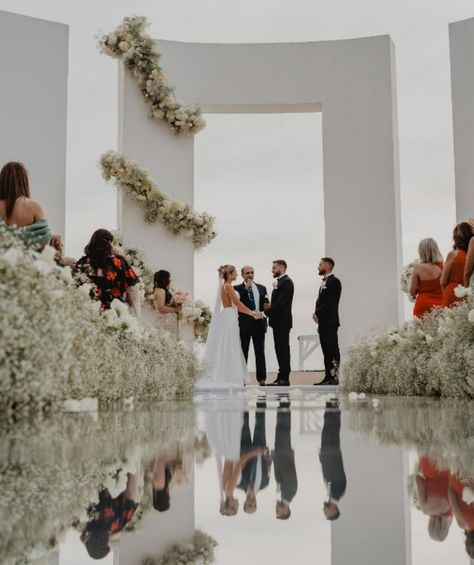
[{"xmin": 196, "ymin": 265, "xmax": 262, "ymax": 389}]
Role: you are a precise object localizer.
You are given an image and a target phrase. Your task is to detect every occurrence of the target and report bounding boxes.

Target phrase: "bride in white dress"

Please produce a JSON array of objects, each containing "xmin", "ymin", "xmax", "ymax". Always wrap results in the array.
[{"xmin": 197, "ymin": 265, "xmax": 263, "ymax": 390}]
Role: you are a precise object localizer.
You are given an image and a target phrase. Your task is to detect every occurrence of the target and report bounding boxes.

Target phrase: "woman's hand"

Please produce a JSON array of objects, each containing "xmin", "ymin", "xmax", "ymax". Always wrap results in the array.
[{"xmin": 174, "ymin": 304, "xmax": 183, "ymax": 313}]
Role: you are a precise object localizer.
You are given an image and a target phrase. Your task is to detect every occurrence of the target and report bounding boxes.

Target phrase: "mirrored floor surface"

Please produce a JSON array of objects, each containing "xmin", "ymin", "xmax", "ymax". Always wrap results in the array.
[{"xmin": 1, "ymin": 392, "xmax": 473, "ymax": 564}]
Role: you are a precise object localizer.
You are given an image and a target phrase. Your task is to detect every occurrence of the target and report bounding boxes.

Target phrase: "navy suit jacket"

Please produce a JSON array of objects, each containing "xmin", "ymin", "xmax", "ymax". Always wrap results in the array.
[{"xmin": 234, "ymin": 282, "xmax": 268, "ymax": 333}]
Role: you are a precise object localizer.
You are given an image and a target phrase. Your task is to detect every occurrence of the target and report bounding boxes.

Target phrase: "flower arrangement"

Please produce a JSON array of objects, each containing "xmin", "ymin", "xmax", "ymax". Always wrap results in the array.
[
  {"xmin": 98, "ymin": 16, "xmax": 205, "ymax": 136},
  {"xmin": 142, "ymin": 529, "xmax": 217, "ymax": 565},
  {"xmin": 101, "ymin": 151, "xmax": 216, "ymax": 250},
  {"xmin": 0, "ymin": 226, "xmax": 202, "ymax": 412},
  {"xmin": 183, "ymin": 299, "xmax": 212, "ymax": 341},
  {"xmin": 113, "ymin": 231, "xmax": 155, "ymax": 304},
  {"xmin": 341, "ymin": 293, "xmax": 474, "ymax": 398},
  {"xmin": 400, "ymin": 259, "xmax": 419, "ymax": 302}
]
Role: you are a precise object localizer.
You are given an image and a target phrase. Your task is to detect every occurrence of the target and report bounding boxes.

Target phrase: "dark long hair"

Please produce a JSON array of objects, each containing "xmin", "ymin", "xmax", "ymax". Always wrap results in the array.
[
  {"xmin": 0, "ymin": 162, "xmax": 31, "ymax": 220},
  {"xmin": 154, "ymin": 270, "xmax": 172, "ymax": 304},
  {"xmin": 453, "ymin": 222, "xmax": 474, "ymax": 252},
  {"xmin": 84, "ymin": 229, "xmax": 114, "ymax": 270}
]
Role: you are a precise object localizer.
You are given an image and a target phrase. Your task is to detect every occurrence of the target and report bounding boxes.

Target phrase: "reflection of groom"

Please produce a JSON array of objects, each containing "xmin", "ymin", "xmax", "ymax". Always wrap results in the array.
[
  {"xmin": 273, "ymin": 400, "xmax": 298, "ymax": 519},
  {"xmin": 234, "ymin": 266, "xmax": 268, "ymax": 385},
  {"xmin": 237, "ymin": 402, "xmax": 271, "ymax": 513}
]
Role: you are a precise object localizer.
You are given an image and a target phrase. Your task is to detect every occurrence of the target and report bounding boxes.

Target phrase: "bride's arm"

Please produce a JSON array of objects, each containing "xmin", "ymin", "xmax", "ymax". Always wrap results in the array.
[{"xmin": 224, "ymin": 284, "xmax": 261, "ymax": 318}]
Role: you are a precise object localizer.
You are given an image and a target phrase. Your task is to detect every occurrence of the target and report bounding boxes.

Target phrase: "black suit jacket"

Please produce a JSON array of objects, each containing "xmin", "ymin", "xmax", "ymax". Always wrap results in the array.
[
  {"xmin": 266, "ymin": 275, "xmax": 294, "ymax": 330},
  {"xmin": 234, "ymin": 282, "xmax": 268, "ymax": 332},
  {"xmin": 315, "ymin": 275, "xmax": 341, "ymax": 327}
]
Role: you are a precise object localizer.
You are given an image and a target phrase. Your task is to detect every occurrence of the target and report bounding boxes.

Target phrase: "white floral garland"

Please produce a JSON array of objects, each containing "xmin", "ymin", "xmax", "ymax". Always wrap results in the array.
[
  {"xmin": 400, "ymin": 259, "xmax": 419, "ymax": 302},
  {"xmin": 142, "ymin": 529, "xmax": 217, "ymax": 565},
  {"xmin": 98, "ymin": 16, "xmax": 205, "ymax": 136},
  {"xmin": 101, "ymin": 151, "xmax": 216, "ymax": 250}
]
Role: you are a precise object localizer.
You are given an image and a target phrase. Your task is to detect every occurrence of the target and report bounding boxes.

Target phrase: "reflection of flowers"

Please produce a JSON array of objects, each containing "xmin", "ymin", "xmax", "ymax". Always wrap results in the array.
[
  {"xmin": 100, "ymin": 152, "xmax": 216, "ymax": 250},
  {"xmin": 98, "ymin": 16, "xmax": 205, "ymax": 136},
  {"xmin": 142, "ymin": 529, "xmax": 217, "ymax": 565}
]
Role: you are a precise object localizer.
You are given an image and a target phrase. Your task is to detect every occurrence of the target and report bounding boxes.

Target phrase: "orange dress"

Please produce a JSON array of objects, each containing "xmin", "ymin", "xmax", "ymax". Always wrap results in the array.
[
  {"xmin": 413, "ymin": 263, "xmax": 443, "ymax": 318},
  {"xmin": 419, "ymin": 456, "xmax": 452, "ymax": 516},
  {"xmin": 442, "ymin": 250, "xmax": 467, "ymax": 308},
  {"xmin": 450, "ymin": 475, "xmax": 474, "ymax": 530}
]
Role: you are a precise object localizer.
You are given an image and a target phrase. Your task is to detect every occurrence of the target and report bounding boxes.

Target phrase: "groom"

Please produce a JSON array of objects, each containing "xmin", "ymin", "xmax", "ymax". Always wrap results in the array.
[
  {"xmin": 234, "ymin": 266, "xmax": 268, "ymax": 385},
  {"xmin": 264, "ymin": 260, "xmax": 294, "ymax": 386}
]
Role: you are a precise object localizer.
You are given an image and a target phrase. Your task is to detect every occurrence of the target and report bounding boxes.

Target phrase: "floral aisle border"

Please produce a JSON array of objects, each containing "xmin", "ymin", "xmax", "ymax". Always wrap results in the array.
[
  {"xmin": 101, "ymin": 151, "xmax": 216, "ymax": 250},
  {"xmin": 98, "ymin": 16, "xmax": 205, "ymax": 136},
  {"xmin": 0, "ymin": 226, "xmax": 201, "ymax": 412},
  {"xmin": 341, "ymin": 288, "xmax": 474, "ymax": 398},
  {"xmin": 143, "ymin": 529, "xmax": 217, "ymax": 565}
]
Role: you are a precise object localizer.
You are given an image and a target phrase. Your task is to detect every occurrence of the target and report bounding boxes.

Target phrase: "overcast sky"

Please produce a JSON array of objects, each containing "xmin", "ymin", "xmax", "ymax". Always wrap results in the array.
[{"xmin": 1, "ymin": 0, "xmax": 473, "ymax": 369}]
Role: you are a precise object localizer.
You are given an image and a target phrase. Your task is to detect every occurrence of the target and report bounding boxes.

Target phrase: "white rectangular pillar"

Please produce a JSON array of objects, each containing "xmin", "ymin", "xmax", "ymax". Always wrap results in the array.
[
  {"xmin": 450, "ymin": 18, "xmax": 474, "ymax": 221},
  {"xmin": 0, "ymin": 10, "xmax": 68, "ymax": 237}
]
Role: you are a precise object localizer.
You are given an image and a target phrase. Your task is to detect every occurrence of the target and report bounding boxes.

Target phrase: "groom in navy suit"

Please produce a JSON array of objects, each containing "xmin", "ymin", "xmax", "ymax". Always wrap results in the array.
[{"xmin": 234, "ymin": 266, "xmax": 268, "ymax": 385}]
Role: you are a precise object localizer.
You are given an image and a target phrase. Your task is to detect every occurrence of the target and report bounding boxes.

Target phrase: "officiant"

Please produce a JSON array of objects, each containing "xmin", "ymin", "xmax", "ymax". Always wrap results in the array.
[{"xmin": 234, "ymin": 266, "xmax": 268, "ymax": 385}]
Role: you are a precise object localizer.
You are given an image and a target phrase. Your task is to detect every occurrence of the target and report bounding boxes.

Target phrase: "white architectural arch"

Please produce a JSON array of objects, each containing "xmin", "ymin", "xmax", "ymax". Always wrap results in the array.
[{"xmin": 119, "ymin": 35, "xmax": 403, "ymax": 349}]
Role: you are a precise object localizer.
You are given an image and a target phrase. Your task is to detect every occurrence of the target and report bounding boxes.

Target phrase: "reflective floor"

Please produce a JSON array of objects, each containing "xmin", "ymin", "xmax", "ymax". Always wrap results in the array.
[{"xmin": 1, "ymin": 392, "xmax": 473, "ymax": 564}]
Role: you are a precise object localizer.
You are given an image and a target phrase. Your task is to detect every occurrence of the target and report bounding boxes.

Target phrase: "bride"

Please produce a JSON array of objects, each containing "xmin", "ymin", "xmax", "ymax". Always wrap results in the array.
[{"xmin": 197, "ymin": 264, "xmax": 263, "ymax": 389}]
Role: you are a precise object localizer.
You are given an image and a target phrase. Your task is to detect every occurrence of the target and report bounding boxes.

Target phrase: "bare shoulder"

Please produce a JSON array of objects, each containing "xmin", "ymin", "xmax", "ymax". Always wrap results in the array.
[
  {"xmin": 445, "ymin": 249, "xmax": 457, "ymax": 261},
  {"xmin": 27, "ymin": 198, "xmax": 45, "ymax": 218}
]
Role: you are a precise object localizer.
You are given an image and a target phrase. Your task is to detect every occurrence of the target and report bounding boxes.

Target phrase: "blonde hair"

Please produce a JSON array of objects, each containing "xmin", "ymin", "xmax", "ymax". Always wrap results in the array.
[
  {"xmin": 220, "ymin": 264, "xmax": 236, "ymax": 281},
  {"xmin": 418, "ymin": 238, "xmax": 443, "ymax": 264},
  {"xmin": 428, "ymin": 515, "xmax": 452, "ymax": 542}
]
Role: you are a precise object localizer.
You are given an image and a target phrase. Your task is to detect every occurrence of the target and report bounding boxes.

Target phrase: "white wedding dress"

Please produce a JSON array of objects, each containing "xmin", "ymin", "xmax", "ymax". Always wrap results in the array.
[{"xmin": 196, "ymin": 282, "xmax": 248, "ymax": 390}]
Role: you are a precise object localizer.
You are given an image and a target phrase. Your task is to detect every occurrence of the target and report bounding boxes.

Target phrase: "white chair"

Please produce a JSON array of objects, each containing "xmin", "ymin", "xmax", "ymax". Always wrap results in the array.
[{"xmin": 297, "ymin": 333, "xmax": 320, "ymax": 371}]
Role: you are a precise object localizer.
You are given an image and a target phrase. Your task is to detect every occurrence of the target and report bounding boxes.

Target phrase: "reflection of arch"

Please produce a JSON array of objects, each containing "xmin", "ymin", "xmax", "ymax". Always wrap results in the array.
[{"xmin": 119, "ymin": 36, "xmax": 402, "ymax": 351}]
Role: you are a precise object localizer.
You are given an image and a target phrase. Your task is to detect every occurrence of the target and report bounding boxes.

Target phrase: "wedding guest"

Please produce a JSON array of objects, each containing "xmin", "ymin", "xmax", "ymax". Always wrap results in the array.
[
  {"xmin": 76, "ymin": 229, "xmax": 141, "ymax": 317},
  {"xmin": 272, "ymin": 400, "xmax": 297, "ymax": 519},
  {"xmin": 410, "ymin": 238, "xmax": 444, "ymax": 318},
  {"xmin": 415, "ymin": 456, "xmax": 452, "ymax": 541},
  {"xmin": 264, "ymin": 260, "xmax": 294, "ymax": 386},
  {"xmin": 448, "ymin": 473, "xmax": 474, "ymax": 558},
  {"xmin": 237, "ymin": 403, "xmax": 271, "ymax": 514},
  {"xmin": 319, "ymin": 399, "xmax": 346, "ymax": 521},
  {"xmin": 234, "ymin": 266, "xmax": 268, "ymax": 385},
  {"xmin": 0, "ymin": 161, "xmax": 50, "ymax": 249},
  {"xmin": 313, "ymin": 257, "xmax": 342, "ymax": 386},
  {"xmin": 49, "ymin": 234, "xmax": 76, "ymax": 267},
  {"xmin": 81, "ymin": 473, "xmax": 139, "ymax": 560},
  {"xmin": 441, "ymin": 222, "xmax": 474, "ymax": 307},
  {"xmin": 153, "ymin": 270, "xmax": 183, "ymax": 339},
  {"xmin": 464, "ymin": 234, "xmax": 474, "ymax": 290}
]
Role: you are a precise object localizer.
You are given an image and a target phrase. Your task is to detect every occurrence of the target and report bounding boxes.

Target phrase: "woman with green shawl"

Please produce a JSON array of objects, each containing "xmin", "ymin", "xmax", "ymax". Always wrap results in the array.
[{"xmin": 0, "ymin": 161, "xmax": 51, "ymax": 250}]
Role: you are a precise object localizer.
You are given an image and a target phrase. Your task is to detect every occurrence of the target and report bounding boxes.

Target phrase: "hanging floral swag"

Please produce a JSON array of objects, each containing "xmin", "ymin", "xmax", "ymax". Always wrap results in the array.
[
  {"xmin": 101, "ymin": 151, "xmax": 216, "ymax": 250},
  {"xmin": 98, "ymin": 16, "xmax": 205, "ymax": 136},
  {"xmin": 142, "ymin": 529, "xmax": 217, "ymax": 565}
]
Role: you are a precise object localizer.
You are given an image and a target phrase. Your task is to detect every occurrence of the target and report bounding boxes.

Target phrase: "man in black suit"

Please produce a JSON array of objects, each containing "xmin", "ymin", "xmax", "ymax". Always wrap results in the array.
[
  {"xmin": 313, "ymin": 257, "xmax": 342, "ymax": 386},
  {"xmin": 237, "ymin": 402, "xmax": 271, "ymax": 514},
  {"xmin": 264, "ymin": 260, "xmax": 294, "ymax": 386},
  {"xmin": 234, "ymin": 266, "xmax": 268, "ymax": 385},
  {"xmin": 319, "ymin": 399, "xmax": 346, "ymax": 521},
  {"xmin": 273, "ymin": 400, "xmax": 297, "ymax": 519}
]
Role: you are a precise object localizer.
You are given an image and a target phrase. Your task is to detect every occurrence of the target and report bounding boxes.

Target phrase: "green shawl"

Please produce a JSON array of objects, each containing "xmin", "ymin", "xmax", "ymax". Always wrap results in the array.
[{"xmin": 0, "ymin": 219, "xmax": 51, "ymax": 251}]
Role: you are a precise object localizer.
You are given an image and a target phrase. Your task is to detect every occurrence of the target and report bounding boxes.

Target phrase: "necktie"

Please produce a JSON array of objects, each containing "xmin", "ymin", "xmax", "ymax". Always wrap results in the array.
[{"xmin": 247, "ymin": 286, "xmax": 256, "ymax": 310}]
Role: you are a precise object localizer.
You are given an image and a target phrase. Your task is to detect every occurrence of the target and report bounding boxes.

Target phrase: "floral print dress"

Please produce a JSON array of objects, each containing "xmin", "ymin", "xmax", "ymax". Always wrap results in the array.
[{"xmin": 76, "ymin": 255, "xmax": 139, "ymax": 309}]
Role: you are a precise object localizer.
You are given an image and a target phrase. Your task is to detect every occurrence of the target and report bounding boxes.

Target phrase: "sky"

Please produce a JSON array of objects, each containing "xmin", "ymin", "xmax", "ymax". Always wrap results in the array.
[{"xmin": 1, "ymin": 0, "xmax": 474, "ymax": 370}]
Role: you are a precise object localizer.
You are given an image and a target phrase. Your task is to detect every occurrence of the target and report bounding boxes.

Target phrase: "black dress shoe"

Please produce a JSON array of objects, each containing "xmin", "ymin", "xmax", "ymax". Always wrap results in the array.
[
  {"xmin": 314, "ymin": 378, "xmax": 338, "ymax": 386},
  {"xmin": 269, "ymin": 380, "xmax": 290, "ymax": 386},
  {"xmin": 258, "ymin": 381, "xmax": 266, "ymax": 386}
]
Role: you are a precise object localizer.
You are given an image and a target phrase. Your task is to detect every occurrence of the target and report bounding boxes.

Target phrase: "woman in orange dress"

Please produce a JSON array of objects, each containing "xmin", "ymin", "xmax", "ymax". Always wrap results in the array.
[
  {"xmin": 416, "ymin": 456, "xmax": 452, "ymax": 541},
  {"xmin": 448, "ymin": 473, "xmax": 474, "ymax": 558},
  {"xmin": 410, "ymin": 238, "xmax": 444, "ymax": 318},
  {"xmin": 441, "ymin": 222, "xmax": 474, "ymax": 308}
]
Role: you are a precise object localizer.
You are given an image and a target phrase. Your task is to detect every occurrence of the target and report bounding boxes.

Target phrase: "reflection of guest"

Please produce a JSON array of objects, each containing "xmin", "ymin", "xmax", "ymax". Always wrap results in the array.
[
  {"xmin": 448, "ymin": 474, "xmax": 474, "ymax": 558},
  {"xmin": 81, "ymin": 473, "xmax": 139, "ymax": 560},
  {"xmin": 415, "ymin": 456, "xmax": 452, "ymax": 541},
  {"xmin": 151, "ymin": 454, "xmax": 187, "ymax": 512},
  {"xmin": 272, "ymin": 401, "xmax": 297, "ymax": 519},
  {"xmin": 153, "ymin": 270, "xmax": 183, "ymax": 339},
  {"xmin": 237, "ymin": 404, "xmax": 271, "ymax": 513},
  {"xmin": 319, "ymin": 400, "xmax": 346, "ymax": 521}
]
